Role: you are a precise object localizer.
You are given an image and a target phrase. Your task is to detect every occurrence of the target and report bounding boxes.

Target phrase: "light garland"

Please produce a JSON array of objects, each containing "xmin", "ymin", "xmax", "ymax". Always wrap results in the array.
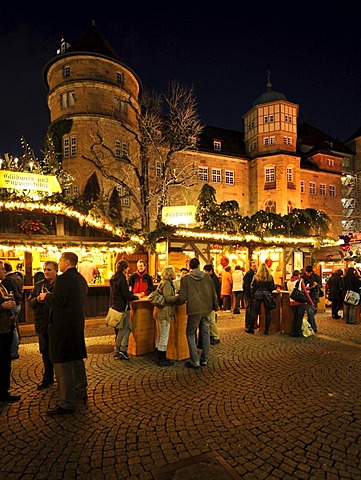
[
  {"xmin": 0, "ymin": 200, "xmax": 144, "ymax": 242},
  {"xmin": 174, "ymin": 229, "xmax": 323, "ymax": 247}
]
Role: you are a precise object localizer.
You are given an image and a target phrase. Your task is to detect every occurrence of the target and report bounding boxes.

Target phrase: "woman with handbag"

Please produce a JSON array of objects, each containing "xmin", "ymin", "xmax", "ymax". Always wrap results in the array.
[
  {"xmin": 342, "ymin": 267, "xmax": 361, "ymax": 325},
  {"xmin": 110, "ymin": 260, "xmax": 143, "ymax": 360},
  {"xmin": 153, "ymin": 266, "xmax": 179, "ymax": 366},
  {"xmin": 246, "ymin": 263, "xmax": 275, "ymax": 335},
  {"xmin": 287, "ymin": 270, "xmax": 314, "ymax": 337}
]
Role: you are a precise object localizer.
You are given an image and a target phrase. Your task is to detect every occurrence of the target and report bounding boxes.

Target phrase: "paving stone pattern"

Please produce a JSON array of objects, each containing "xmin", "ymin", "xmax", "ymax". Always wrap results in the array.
[{"xmin": 1, "ymin": 311, "xmax": 361, "ymax": 479}]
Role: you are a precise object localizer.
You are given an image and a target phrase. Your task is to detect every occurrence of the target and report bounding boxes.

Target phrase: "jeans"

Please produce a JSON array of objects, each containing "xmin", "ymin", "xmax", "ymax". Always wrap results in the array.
[
  {"xmin": 249, "ymin": 297, "xmax": 271, "ymax": 332},
  {"xmin": 115, "ymin": 310, "xmax": 131, "ymax": 351},
  {"xmin": 186, "ymin": 314, "xmax": 211, "ymax": 366},
  {"xmin": 306, "ymin": 304, "xmax": 317, "ymax": 332},
  {"xmin": 233, "ymin": 291, "xmax": 243, "ymax": 312},
  {"xmin": 344, "ymin": 303, "xmax": 356, "ymax": 324},
  {"xmin": 11, "ymin": 304, "xmax": 21, "ymax": 358},
  {"xmin": 155, "ymin": 310, "xmax": 171, "ymax": 352},
  {"xmin": 291, "ymin": 304, "xmax": 307, "ymax": 336},
  {"xmin": 222, "ymin": 296, "xmax": 231, "ymax": 311}
]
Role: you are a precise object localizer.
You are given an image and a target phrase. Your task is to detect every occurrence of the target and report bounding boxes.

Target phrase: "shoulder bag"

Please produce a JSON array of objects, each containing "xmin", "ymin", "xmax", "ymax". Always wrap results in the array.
[
  {"xmin": 290, "ymin": 280, "xmax": 307, "ymax": 303},
  {"xmin": 148, "ymin": 286, "xmax": 166, "ymax": 308},
  {"xmin": 344, "ymin": 290, "xmax": 360, "ymax": 306},
  {"xmin": 105, "ymin": 307, "xmax": 125, "ymax": 328}
]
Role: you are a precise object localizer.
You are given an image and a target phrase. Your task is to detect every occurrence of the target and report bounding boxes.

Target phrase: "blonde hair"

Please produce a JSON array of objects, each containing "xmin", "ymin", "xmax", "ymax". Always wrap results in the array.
[
  {"xmin": 254, "ymin": 263, "xmax": 273, "ymax": 282},
  {"xmin": 161, "ymin": 266, "xmax": 175, "ymax": 280}
]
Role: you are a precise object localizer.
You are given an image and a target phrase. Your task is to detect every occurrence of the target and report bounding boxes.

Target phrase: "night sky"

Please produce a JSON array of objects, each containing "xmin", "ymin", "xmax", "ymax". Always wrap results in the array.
[{"xmin": 1, "ymin": 4, "xmax": 360, "ymax": 158}]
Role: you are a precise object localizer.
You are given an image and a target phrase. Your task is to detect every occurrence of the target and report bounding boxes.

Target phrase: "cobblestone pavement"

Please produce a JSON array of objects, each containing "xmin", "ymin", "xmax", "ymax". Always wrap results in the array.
[{"xmin": 1, "ymin": 309, "xmax": 361, "ymax": 480}]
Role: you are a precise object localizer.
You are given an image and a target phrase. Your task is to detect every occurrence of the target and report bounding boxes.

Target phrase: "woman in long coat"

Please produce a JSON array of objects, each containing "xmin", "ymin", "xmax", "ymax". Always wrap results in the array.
[
  {"xmin": 247, "ymin": 263, "xmax": 275, "ymax": 335},
  {"xmin": 153, "ymin": 266, "xmax": 179, "ymax": 366},
  {"xmin": 220, "ymin": 266, "xmax": 233, "ymax": 312}
]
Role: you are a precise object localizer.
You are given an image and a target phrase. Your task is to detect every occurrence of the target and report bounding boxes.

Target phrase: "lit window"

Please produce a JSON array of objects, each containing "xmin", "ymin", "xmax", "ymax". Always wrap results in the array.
[
  {"xmin": 212, "ymin": 168, "xmax": 221, "ymax": 183},
  {"xmin": 270, "ymin": 136, "xmax": 276, "ymax": 145},
  {"xmin": 265, "ymin": 167, "xmax": 275, "ymax": 182},
  {"xmin": 198, "ymin": 166, "xmax": 208, "ymax": 182},
  {"xmin": 309, "ymin": 182, "xmax": 316, "ymax": 195},
  {"xmin": 63, "ymin": 138, "xmax": 70, "ymax": 158},
  {"xmin": 61, "ymin": 91, "xmax": 75, "ymax": 108},
  {"xmin": 265, "ymin": 199, "xmax": 276, "ymax": 213},
  {"xmin": 116, "ymin": 72, "xmax": 123, "ymax": 85},
  {"xmin": 287, "ymin": 168, "xmax": 293, "ymax": 182},
  {"xmin": 116, "ymin": 186, "xmax": 130, "ymax": 207},
  {"xmin": 115, "ymin": 140, "xmax": 121, "ymax": 158},
  {"xmin": 70, "ymin": 137, "xmax": 76, "ymax": 157},
  {"xmin": 213, "ymin": 140, "xmax": 222, "ymax": 151},
  {"xmin": 327, "ymin": 158, "xmax": 335, "ymax": 166},
  {"xmin": 156, "ymin": 162, "xmax": 162, "ymax": 177},
  {"xmin": 225, "ymin": 170, "xmax": 234, "ymax": 185},
  {"xmin": 329, "ymin": 185, "xmax": 336, "ymax": 197},
  {"xmin": 319, "ymin": 184, "xmax": 326, "ymax": 195},
  {"xmin": 63, "ymin": 136, "xmax": 77, "ymax": 158}
]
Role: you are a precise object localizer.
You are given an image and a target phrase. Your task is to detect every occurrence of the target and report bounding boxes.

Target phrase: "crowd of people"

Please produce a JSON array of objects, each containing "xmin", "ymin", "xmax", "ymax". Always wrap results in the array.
[{"xmin": 1, "ymin": 253, "xmax": 361, "ymax": 416}]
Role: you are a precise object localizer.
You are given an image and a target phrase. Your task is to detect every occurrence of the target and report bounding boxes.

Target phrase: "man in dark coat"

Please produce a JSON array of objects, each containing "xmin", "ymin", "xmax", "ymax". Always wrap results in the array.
[
  {"xmin": 28, "ymin": 261, "xmax": 58, "ymax": 390},
  {"xmin": 40, "ymin": 252, "xmax": 88, "ymax": 415},
  {"xmin": 243, "ymin": 261, "xmax": 257, "ymax": 330},
  {"xmin": 327, "ymin": 269, "xmax": 344, "ymax": 319},
  {"xmin": 178, "ymin": 258, "xmax": 218, "ymax": 369}
]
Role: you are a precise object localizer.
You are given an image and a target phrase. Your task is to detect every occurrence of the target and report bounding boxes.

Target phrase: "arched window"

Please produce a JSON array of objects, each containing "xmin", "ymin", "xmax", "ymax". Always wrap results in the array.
[
  {"xmin": 287, "ymin": 200, "xmax": 293, "ymax": 213},
  {"xmin": 265, "ymin": 200, "xmax": 276, "ymax": 213}
]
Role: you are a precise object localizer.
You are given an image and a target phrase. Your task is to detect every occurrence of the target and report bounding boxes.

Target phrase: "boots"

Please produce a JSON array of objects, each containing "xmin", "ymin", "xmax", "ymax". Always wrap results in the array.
[{"xmin": 157, "ymin": 350, "xmax": 174, "ymax": 367}]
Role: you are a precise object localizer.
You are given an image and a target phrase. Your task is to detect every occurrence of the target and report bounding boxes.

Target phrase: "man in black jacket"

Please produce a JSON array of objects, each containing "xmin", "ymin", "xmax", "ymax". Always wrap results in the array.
[
  {"xmin": 28, "ymin": 261, "xmax": 58, "ymax": 390},
  {"xmin": 2, "ymin": 262, "xmax": 23, "ymax": 359},
  {"xmin": 243, "ymin": 261, "xmax": 257, "ymax": 330},
  {"xmin": 39, "ymin": 252, "xmax": 88, "ymax": 415}
]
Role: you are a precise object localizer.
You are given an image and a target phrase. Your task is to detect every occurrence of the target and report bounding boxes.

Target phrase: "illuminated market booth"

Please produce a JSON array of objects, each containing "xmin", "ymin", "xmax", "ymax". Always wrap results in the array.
[{"xmin": 0, "ymin": 167, "xmax": 143, "ymax": 324}]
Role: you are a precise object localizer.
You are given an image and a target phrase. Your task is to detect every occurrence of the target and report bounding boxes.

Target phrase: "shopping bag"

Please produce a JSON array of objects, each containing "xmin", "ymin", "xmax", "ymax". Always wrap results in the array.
[{"xmin": 105, "ymin": 307, "xmax": 125, "ymax": 328}]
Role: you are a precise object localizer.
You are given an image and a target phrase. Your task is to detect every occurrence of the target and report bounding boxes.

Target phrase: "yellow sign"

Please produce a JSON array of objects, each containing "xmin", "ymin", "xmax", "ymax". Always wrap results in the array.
[
  {"xmin": 0, "ymin": 170, "xmax": 61, "ymax": 193},
  {"xmin": 162, "ymin": 205, "xmax": 196, "ymax": 226}
]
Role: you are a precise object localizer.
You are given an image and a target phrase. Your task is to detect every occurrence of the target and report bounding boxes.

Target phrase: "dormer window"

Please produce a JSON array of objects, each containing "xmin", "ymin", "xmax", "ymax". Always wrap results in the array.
[{"xmin": 213, "ymin": 140, "xmax": 222, "ymax": 151}]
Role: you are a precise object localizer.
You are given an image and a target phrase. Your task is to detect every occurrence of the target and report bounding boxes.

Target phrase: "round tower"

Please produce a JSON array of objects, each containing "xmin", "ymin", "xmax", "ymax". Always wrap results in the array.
[{"xmin": 43, "ymin": 22, "xmax": 142, "ymax": 195}]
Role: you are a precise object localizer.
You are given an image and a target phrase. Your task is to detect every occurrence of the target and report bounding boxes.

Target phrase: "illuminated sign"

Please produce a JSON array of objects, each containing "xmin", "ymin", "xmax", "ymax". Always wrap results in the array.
[
  {"xmin": 0, "ymin": 170, "xmax": 61, "ymax": 193},
  {"xmin": 162, "ymin": 205, "xmax": 196, "ymax": 226}
]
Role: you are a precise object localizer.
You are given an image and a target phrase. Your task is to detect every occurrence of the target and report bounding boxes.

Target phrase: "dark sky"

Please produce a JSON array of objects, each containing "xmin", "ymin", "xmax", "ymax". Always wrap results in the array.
[{"xmin": 1, "ymin": 4, "xmax": 360, "ymax": 158}]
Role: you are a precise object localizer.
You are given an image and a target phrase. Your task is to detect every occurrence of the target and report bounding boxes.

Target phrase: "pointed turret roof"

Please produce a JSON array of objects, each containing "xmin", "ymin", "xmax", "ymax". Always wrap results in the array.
[{"xmin": 65, "ymin": 21, "xmax": 121, "ymax": 61}]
